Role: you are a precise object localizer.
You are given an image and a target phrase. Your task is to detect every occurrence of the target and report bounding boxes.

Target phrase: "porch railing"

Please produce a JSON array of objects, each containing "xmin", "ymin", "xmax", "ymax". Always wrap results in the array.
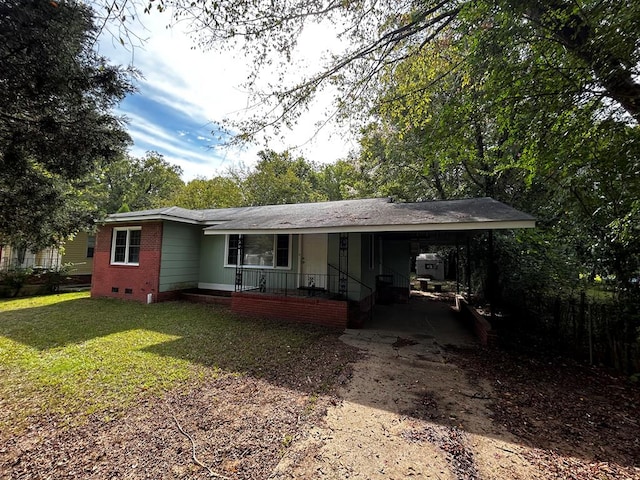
[
  {"xmin": 328, "ymin": 263, "xmax": 374, "ymax": 324},
  {"xmin": 378, "ymin": 263, "xmax": 411, "ymax": 291},
  {"xmin": 234, "ymin": 268, "xmax": 339, "ymax": 298}
]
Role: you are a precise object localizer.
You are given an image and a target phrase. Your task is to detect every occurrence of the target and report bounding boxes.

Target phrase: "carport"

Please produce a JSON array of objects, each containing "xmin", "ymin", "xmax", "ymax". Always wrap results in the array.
[{"xmin": 368, "ymin": 294, "xmax": 477, "ymax": 345}]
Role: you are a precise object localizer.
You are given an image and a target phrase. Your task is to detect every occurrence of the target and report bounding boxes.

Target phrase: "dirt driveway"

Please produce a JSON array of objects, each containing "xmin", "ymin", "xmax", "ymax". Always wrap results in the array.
[{"xmin": 272, "ymin": 297, "xmax": 640, "ymax": 479}]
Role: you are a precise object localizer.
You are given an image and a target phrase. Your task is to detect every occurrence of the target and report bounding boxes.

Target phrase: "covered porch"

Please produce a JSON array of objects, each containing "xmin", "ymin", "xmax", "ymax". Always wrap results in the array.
[{"xmin": 196, "ymin": 197, "xmax": 535, "ymax": 329}]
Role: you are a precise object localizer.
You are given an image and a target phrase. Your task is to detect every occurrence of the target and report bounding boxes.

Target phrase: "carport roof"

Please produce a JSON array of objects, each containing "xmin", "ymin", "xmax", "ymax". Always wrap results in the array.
[{"xmin": 105, "ymin": 197, "xmax": 535, "ymax": 234}]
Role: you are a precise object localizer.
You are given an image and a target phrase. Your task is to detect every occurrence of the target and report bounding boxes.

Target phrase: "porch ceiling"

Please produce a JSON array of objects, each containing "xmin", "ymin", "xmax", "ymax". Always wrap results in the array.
[{"xmin": 202, "ymin": 197, "xmax": 535, "ymax": 235}]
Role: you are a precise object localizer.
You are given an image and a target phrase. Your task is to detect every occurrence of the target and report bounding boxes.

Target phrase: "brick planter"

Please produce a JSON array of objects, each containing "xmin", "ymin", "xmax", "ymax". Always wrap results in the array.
[{"xmin": 456, "ymin": 296, "xmax": 498, "ymax": 346}]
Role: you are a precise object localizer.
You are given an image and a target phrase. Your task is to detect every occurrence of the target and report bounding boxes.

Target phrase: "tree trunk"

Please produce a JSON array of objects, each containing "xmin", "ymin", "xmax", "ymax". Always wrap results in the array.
[{"xmin": 519, "ymin": 0, "xmax": 640, "ymax": 123}]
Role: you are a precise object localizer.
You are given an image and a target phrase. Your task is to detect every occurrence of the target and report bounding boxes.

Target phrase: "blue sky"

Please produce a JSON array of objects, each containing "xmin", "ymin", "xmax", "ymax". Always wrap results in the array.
[{"xmin": 98, "ymin": 11, "xmax": 355, "ymax": 181}]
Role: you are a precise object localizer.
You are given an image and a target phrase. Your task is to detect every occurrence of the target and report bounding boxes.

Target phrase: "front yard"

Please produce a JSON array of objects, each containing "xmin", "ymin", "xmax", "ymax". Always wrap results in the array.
[
  {"xmin": 0, "ymin": 293, "xmax": 359, "ymax": 478},
  {"xmin": 2, "ymin": 293, "xmax": 639, "ymax": 479}
]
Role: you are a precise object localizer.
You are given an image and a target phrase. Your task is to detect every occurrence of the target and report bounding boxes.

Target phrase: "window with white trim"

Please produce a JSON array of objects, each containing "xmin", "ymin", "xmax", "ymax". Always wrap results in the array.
[
  {"xmin": 225, "ymin": 234, "xmax": 291, "ymax": 268},
  {"xmin": 111, "ymin": 227, "xmax": 141, "ymax": 265}
]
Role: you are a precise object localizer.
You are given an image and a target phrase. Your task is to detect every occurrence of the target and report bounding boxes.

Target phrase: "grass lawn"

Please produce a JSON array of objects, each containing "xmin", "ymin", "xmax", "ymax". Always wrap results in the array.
[{"xmin": 0, "ymin": 292, "xmax": 337, "ymax": 434}]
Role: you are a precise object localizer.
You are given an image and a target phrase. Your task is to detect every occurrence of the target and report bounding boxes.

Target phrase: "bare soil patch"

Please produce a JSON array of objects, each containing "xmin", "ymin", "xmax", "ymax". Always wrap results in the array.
[{"xmin": 0, "ymin": 332, "xmax": 360, "ymax": 479}]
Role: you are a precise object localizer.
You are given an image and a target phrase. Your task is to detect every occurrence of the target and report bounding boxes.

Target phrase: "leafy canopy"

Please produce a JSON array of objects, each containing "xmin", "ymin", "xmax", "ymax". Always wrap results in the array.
[
  {"xmin": 114, "ymin": 0, "xmax": 640, "ymax": 143},
  {"xmin": 0, "ymin": 0, "xmax": 133, "ymax": 250}
]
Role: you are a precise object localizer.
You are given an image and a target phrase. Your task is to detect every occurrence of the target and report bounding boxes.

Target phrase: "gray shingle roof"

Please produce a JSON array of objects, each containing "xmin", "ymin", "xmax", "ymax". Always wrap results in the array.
[{"xmin": 104, "ymin": 197, "xmax": 535, "ymax": 233}]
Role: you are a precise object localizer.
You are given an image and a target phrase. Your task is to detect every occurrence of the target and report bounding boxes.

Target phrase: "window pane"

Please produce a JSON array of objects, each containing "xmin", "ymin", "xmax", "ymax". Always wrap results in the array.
[
  {"xmin": 87, "ymin": 235, "xmax": 95, "ymax": 258},
  {"xmin": 127, "ymin": 230, "xmax": 141, "ymax": 263},
  {"xmin": 243, "ymin": 234, "xmax": 273, "ymax": 266},
  {"xmin": 128, "ymin": 245, "xmax": 140, "ymax": 263},
  {"xmin": 129, "ymin": 229, "xmax": 141, "ymax": 247},
  {"xmin": 114, "ymin": 230, "xmax": 127, "ymax": 262},
  {"xmin": 276, "ymin": 235, "xmax": 289, "ymax": 267}
]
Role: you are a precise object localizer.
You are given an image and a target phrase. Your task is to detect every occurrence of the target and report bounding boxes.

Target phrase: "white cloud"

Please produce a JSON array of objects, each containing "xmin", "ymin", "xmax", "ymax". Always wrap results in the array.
[{"xmin": 99, "ymin": 9, "xmax": 356, "ymax": 181}]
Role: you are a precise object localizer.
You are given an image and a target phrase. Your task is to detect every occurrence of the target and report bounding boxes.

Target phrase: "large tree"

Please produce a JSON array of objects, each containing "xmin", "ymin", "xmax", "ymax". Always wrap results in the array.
[
  {"xmin": 0, "ymin": 0, "xmax": 132, "ymax": 251},
  {"xmin": 168, "ymin": 176, "xmax": 243, "ymax": 209},
  {"xmin": 98, "ymin": 152, "xmax": 184, "ymax": 213},
  {"xmin": 121, "ymin": 0, "xmax": 640, "ymax": 141},
  {"xmin": 358, "ymin": 22, "xmax": 640, "ymax": 292},
  {"xmin": 230, "ymin": 150, "xmax": 327, "ymax": 206}
]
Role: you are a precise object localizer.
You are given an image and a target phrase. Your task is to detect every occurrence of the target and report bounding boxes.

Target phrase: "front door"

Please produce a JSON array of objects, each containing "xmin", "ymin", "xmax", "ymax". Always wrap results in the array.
[{"xmin": 300, "ymin": 233, "xmax": 328, "ymax": 289}]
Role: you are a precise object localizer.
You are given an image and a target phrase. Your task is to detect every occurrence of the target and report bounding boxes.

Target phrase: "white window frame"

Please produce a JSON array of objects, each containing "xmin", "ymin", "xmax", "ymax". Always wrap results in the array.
[
  {"xmin": 224, "ymin": 234, "xmax": 292, "ymax": 269},
  {"xmin": 110, "ymin": 226, "xmax": 142, "ymax": 266}
]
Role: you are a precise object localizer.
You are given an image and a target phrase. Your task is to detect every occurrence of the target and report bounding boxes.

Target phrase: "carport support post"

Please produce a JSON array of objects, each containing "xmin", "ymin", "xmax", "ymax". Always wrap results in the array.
[
  {"xmin": 456, "ymin": 237, "xmax": 460, "ymax": 294},
  {"xmin": 466, "ymin": 235, "xmax": 471, "ymax": 297},
  {"xmin": 338, "ymin": 233, "xmax": 348, "ymax": 298},
  {"xmin": 488, "ymin": 230, "xmax": 496, "ymax": 320}
]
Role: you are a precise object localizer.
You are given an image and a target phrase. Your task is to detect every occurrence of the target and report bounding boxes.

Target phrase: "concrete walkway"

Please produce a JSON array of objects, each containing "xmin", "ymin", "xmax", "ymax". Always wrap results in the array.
[{"xmin": 341, "ymin": 295, "xmax": 477, "ymax": 361}]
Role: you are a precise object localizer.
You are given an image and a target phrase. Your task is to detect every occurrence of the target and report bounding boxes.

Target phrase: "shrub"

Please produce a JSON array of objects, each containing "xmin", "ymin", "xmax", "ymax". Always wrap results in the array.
[{"xmin": 1, "ymin": 267, "xmax": 33, "ymax": 297}]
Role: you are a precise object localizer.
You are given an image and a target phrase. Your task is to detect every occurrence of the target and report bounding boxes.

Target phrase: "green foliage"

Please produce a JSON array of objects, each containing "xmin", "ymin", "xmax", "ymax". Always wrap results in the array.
[
  {"xmin": 0, "ymin": 0, "xmax": 133, "ymax": 251},
  {"xmin": 97, "ymin": 151, "xmax": 184, "ymax": 213},
  {"xmin": 39, "ymin": 263, "xmax": 75, "ymax": 293},
  {"xmin": 493, "ymin": 230, "xmax": 582, "ymax": 302},
  {"xmin": 230, "ymin": 150, "xmax": 328, "ymax": 206},
  {"xmin": 169, "ymin": 176, "xmax": 243, "ymax": 209},
  {"xmin": 315, "ymin": 160, "xmax": 361, "ymax": 201},
  {"xmin": 116, "ymin": 203, "xmax": 131, "ymax": 213},
  {"xmin": 354, "ymin": 8, "xmax": 640, "ymax": 298},
  {"xmin": 120, "ymin": 0, "xmax": 640, "ymax": 143},
  {"xmin": 0, "ymin": 267, "xmax": 33, "ymax": 298}
]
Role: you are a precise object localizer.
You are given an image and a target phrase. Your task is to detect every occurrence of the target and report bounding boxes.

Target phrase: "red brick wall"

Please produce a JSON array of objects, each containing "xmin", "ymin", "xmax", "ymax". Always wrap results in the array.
[
  {"xmin": 458, "ymin": 298, "xmax": 498, "ymax": 346},
  {"xmin": 231, "ymin": 293, "xmax": 348, "ymax": 329},
  {"xmin": 91, "ymin": 222, "xmax": 163, "ymax": 303}
]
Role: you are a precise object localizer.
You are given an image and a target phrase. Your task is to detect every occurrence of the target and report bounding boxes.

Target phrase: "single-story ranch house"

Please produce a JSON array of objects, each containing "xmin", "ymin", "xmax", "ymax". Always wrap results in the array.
[{"xmin": 91, "ymin": 197, "xmax": 535, "ymax": 328}]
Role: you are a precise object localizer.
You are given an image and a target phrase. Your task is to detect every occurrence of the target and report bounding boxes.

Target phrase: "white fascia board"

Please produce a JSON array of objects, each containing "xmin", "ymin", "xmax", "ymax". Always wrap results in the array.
[
  {"xmin": 103, "ymin": 214, "xmax": 201, "ymax": 225},
  {"xmin": 203, "ymin": 219, "xmax": 536, "ymax": 235},
  {"xmin": 201, "ymin": 220, "xmax": 232, "ymax": 226}
]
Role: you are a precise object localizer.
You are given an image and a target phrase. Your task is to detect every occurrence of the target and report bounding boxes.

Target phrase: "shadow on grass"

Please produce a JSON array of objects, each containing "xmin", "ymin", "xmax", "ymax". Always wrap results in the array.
[{"xmin": 0, "ymin": 296, "xmax": 356, "ymax": 396}]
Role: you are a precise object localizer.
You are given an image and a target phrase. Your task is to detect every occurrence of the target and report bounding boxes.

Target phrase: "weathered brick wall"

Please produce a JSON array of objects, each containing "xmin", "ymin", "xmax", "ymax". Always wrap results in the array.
[
  {"xmin": 91, "ymin": 222, "xmax": 163, "ymax": 303},
  {"xmin": 231, "ymin": 293, "xmax": 348, "ymax": 329},
  {"xmin": 457, "ymin": 297, "xmax": 497, "ymax": 346}
]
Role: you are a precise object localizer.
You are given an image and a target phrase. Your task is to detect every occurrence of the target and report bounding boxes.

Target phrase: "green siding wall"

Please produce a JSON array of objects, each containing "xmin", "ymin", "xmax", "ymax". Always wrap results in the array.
[
  {"xmin": 360, "ymin": 234, "xmax": 376, "ymax": 292},
  {"xmin": 61, "ymin": 231, "xmax": 94, "ymax": 275},
  {"xmin": 327, "ymin": 233, "xmax": 370, "ymax": 301},
  {"xmin": 159, "ymin": 222, "xmax": 202, "ymax": 292},
  {"xmin": 199, "ymin": 235, "xmax": 233, "ymax": 287},
  {"xmin": 328, "ymin": 233, "xmax": 339, "ymax": 268},
  {"xmin": 382, "ymin": 239, "xmax": 411, "ymax": 279}
]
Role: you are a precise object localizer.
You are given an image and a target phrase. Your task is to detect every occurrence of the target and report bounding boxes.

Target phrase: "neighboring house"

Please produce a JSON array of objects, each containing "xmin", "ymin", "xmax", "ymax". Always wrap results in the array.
[
  {"xmin": 0, "ymin": 244, "xmax": 61, "ymax": 271},
  {"xmin": 91, "ymin": 197, "xmax": 535, "ymax": 328},
  {"xmin": 0, "ymin": 232, "xmax": 95, "ymax": 277},
  {"xmin": 60, "ymin": 231, "xmax": 95, "ymax": 276}
]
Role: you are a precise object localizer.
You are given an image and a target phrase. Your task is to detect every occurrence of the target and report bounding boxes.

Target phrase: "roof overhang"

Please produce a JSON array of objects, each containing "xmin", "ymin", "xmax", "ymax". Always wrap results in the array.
[
  {"xmin": 102, "ymin": 215, "xmax": 226, "ymax": 226},
  {"xmin": 101, "ymin": 197, "xmax": 536, "ymax": 235},
  {"xmin": 203, "ymin": 219, "xmax": 535, "ymax": 236},
  {"xmin": 102, "ymin": 214, "xmax": 200, "ymax": 225}
]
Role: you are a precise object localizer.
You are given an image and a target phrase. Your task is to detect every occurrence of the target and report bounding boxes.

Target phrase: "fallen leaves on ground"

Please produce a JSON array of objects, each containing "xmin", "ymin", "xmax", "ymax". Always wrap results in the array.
[{"xmin": 451, "ymin": 346, "xmax": 640, "ymax": 479}]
